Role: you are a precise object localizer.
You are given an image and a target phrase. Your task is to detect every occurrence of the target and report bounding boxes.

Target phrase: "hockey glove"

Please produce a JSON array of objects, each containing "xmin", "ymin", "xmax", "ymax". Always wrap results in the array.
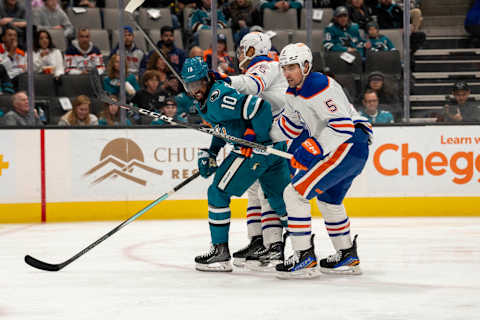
[
  {"xmin": 291, "ymin": 137, "xmax": 324, "ymax": 171},
  {"xmin": 240, "ymin": 128, "xmax": 256, "ymax": 158},
  {"xmin": 209, "ymin": 70, "xmax": 232, "ymax": 84},
  {"xmin": 198, "ymin": 148, "xmax": 218, "ymax": 178}
]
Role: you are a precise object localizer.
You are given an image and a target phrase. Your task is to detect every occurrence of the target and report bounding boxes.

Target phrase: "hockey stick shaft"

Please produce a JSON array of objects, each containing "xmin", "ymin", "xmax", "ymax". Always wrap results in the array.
[
  {"xmin": 24, "ymin": 172, "xmax": 201, "ymax": 272},
  {"xmin": 99, "ymin": 93, "xmax": 292, "ymax": 160},
  {"xmin": 124, "ymin": 0, "xmax": 187, "ymax": 90}
]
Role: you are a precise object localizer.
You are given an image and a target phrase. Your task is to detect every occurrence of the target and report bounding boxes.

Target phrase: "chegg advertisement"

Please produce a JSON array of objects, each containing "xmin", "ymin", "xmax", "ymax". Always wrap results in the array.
[{"xmin": 357, "ymin": 126, "xmax": 480, "ymax": 197}]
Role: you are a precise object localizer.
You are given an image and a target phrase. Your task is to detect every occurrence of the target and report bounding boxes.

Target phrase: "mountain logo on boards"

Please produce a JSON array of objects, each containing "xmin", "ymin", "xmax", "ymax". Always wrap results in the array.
[{"xmin": 84, "ymin": 138, "xmax": 163, "ymax": 186}]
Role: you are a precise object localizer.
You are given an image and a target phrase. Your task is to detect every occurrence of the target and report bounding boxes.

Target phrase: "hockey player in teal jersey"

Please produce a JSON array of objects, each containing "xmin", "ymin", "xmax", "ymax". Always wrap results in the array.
[{"xmin": 181, "ymin": 57, "xmax": 290, "ymax": 272}]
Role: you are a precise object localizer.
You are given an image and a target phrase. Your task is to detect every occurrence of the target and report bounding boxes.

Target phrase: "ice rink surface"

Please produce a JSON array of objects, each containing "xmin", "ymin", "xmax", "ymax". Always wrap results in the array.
[{"xmin": 1, "ymin": 217, "xmax": 479, "ymax": 320}]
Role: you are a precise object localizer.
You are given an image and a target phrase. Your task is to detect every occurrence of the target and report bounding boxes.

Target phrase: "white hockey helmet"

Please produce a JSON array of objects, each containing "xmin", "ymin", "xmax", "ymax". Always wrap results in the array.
[
  {"xmin": 237, "ymin": 32, "xmax": 272, "ymax": 69},
  {"xmin": 279, "ymin": 43, "xmax": 313, "ymax": 76}
]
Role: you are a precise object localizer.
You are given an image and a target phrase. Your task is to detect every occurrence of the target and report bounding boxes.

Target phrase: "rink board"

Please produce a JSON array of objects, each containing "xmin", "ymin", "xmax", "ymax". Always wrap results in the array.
[{"xmin": 0, "ymin": 126, "xmax": 479, "ymax": 222}]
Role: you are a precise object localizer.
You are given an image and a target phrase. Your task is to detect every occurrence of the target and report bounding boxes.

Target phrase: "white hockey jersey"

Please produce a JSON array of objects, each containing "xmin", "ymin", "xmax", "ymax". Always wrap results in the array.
[
  {"xmin": 230, "ymin": 56, "xmax": 288, "ymax": 117},
  {"xmin": 271, "ymin": 72, "xmax": 373, "ymax": 155}
]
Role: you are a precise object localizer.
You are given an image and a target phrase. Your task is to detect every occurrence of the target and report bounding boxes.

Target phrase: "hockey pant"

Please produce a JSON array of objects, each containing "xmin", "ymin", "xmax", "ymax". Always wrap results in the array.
[
  {"xmin": 284, "ymin": 127, "xmax": 370, "ymax": 251},
  {"xmin": 208, "ymin": 146, "xmax": 290, "ymax": 245}
]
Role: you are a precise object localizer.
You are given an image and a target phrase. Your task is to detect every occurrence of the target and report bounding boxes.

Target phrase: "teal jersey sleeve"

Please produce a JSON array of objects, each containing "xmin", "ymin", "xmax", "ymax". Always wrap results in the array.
[
  {"xmin": 199, "ymin": 81, "xmax": 273, "ymax": 146},
  {"xmin": 209, "ymin": 136, "xmax": 227, "ymax": 155}
]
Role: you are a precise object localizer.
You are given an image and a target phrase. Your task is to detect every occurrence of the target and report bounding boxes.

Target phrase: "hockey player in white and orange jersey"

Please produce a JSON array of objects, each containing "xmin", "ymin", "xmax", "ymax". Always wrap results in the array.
[
  {"xmin": 271, "ymin": 43, "xmax": 373, "ymax": 279},
  {"xmin": 211, "ymin": 32, "xmax": 291, "ymax": 270}
]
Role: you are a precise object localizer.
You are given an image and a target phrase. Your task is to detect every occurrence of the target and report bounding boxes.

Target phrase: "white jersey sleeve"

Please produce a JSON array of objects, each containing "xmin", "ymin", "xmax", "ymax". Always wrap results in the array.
[
  {"xmin": 273, "ymin": 73, "xmax": 373, "ymax": 155},
  {"xmin": 230, "ymin": 57, "xmax": 288, "ymax": 117}
]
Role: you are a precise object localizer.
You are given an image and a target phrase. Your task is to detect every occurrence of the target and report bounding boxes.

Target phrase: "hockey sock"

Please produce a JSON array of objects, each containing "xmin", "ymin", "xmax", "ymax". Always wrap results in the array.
[
  {"xmin": 246, "ymin": 182, "xmax": 262, "ymax": 238},
  {"xmin": 316, "ymin": 200, "xmax": 352, "ymax": 250},
  {"xmin": 259, "ymin": 196, "xmax": 282, "ymax": 246},
  {"xmin": 284, "ymin": 184, "xmax": 312, "ymax": 251},
  {"xmin": 208, "ymin": 205, "xmax": 231, "ymax": 244}
]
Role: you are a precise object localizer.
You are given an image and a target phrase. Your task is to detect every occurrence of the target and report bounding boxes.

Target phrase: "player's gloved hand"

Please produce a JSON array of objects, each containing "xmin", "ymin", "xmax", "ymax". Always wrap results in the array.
[
  {"xmin": 291, "ymin": 137, "xmax": 323, "ymax": 171},
  {"xmin": 240, "ymin": 128, "xmax": 256, "ymax": 158},
  {"xmin": 198, "ymin": 148, "xmax": 218, "ymax": 178},
  {"xmin": 209, "ymin": 70, "xmax": 231, "ymax": 84}
]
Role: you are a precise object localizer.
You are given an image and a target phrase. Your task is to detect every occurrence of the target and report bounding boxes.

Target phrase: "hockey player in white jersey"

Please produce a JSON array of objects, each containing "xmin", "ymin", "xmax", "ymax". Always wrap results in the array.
[
  {"xmin": 212, "ymin": 32, "xmax": 289, "ymax": 270},
  {"xmin": 271, "ymin": 43, "xmax": 373, "ymax": 279}
]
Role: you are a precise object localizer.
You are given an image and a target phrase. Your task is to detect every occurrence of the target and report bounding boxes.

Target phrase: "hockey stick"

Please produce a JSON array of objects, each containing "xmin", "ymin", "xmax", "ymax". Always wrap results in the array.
[
  {"xmin": 89, "ymin": 70, "xmax": 292, "ymax": 160},
  {"xmin": 124, "ymin": 0, "xmax": 187, "ymax": 90},
  {"xmin": 24, "ymin": 172, "xmax": 201, "ymax": 272}
]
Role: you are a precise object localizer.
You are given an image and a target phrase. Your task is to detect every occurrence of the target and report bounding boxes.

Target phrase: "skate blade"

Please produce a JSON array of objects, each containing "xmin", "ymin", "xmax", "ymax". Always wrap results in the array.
[
  {"xmin": 245, "ymin": 260, "xmax": 282, "ymax": 273},
  {"xmin": 320, "ymin": 265, "xmax": 362, "ymax": 275},
  {"xmin": 195, "ymin": 261, "xmax": 233, "ymax": 272},
  {"xmin": 276, "ymin": 267, "xmax": 321, "ymax": 280},
  {"xmin": 233, "ymin": 258, "xmax": 246, "ymax": 268}
]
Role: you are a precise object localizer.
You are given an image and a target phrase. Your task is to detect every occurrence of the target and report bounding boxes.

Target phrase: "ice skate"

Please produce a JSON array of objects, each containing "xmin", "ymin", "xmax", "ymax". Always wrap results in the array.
[
  {"xmin": 195, "ymin": 243, "xmax": 232, "ymax": 272},
  {"xmin": 232, "ymin": 235, "xmax": 265, "ymax": 267},
  {"xmin": 245, "ymin": 241, "xmax": 284, "ymax": 272},
  {"xmin": 320, "ymin": 234, "xmax": 361, "ymax": 275},
  {"xmin": 275, "ymin": 235, "xmax": 319, "ymax": 279}
]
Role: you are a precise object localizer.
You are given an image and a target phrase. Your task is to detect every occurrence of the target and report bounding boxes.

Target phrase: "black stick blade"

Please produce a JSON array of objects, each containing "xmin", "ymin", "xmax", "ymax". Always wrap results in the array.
[{"xmin": 25, "ymin": 255, "xmax": 63, "ymax": 272}]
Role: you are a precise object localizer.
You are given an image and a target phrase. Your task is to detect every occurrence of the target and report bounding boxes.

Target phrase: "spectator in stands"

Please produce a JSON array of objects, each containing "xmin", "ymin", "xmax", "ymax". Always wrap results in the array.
[
  {"xmin": 103, "ymin": 53, "xmax": 140, "ymax": 98},
  {"xmin": 438, "ymin": 81, "xmax": 480, "ymax": 122},
  {"xmin": 188, "ymin": 0, "xmax": 228, "ymax": 45},
  {"xmin": 131, "ymin": 70, "xmax": 168, "ymax": 112},
  {"xmin": 204, "ymin": 34, "xmax": 235, "ymax": 74},
  {"xmin": 33, "ymin": 0, "xmax": 74, "ymax": 40},
  {"xmin": 0, "ymin": 0, "xmax": 26, "ymax": 48},
  {"xmin": 0, "ymin": 64, "xmax": 14, "ymax": 94},
  {"xmin": 58, "ymin": 95, "xmax": 98, "ymax": 126},
  {"xmin": 365, "ymin": 21, "xmax": 396, "ymax": 52},
  {"xmin": 347, "ymin": 0, "xmax": 373, "ymax": 31},
  {"xmin": 33, "ymin": 29, "xmax": 64, "ymax": 79},
  {"xmin": 224, "ymin": 0, "xmax": 260, "ymax": 45},
  {"xmin": 323, "ymin": 6, "xmax": 365, "ymax": 56},
  {"xmin": 98, "ymin": 95, "xmax": 132, "ymax": 126},
  {"xmin": 410, "ymin": 0, "xmax": 423, "ymax": 32},
  {"xmin": 0, "ymin": 26, "xmax": 26, "ymax": 82},
  {"xmin": 374, "ymin": 0, "xmax": 402, "ymax": 29},
  {"xmin": 151, "ymin": 96, "xmax": 185, "ymax": 126},
  {"xmin": 157, "ymin": 26, "xmax": 186, "ymax": 74},
  {"xmin": 2, "ymin": 91, "xmax": 43, "ymax": 126},
  {"xmin": 189, "ymin": 46, "xmax": 203, "ymax": 58},
  {"xmin": 359, "ymin": 89, "xmax": 394, "ymax": 124},
  {"xmin": 110, "ymin": 26, "xmax": 145, "ymax": 77},
  {"xmin": 64, "ymin": 27, "xmax": 105, "ymax": 75},
  {"xmin": 145, "ymin": 52, "xmax": 169, "ymax": 85},
  {"xmin": 261, "ymin": 0, "xmax": 302, "ymax": 12},
  {"xmin": 363, "ymin": 71, "xmax": 401, "ymax": 121}
]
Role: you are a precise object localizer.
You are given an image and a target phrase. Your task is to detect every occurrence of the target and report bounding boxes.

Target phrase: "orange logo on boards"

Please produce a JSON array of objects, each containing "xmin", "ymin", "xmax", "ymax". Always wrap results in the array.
[
  {"xmin": 0, "ymin": 154, "xmax": 9, "ymax": 176},
  {"xmin": 373, "ymin": 143, "xmax": 480, "ymax": 184},
  {"xmin": 84, "ymin": 138, "xmax": 163, "ymax": 186}
]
